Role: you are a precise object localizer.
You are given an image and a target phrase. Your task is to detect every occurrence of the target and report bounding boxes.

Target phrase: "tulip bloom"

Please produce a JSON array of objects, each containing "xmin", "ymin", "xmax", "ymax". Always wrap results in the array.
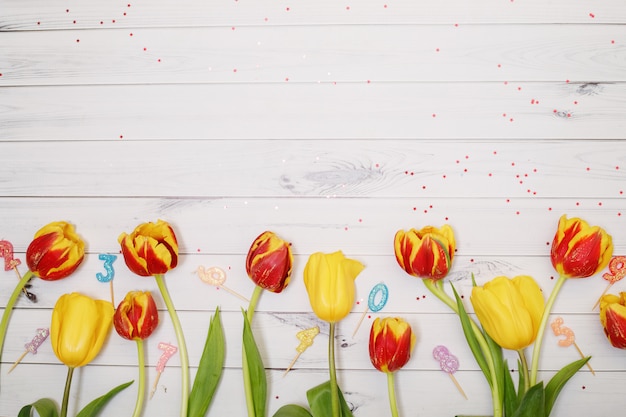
[
  {"xmin": 119, "ymin": 220, "xmax": 189, "ymax": 417},
  {"xmin": 600, "ymin": 293, "xmax": 626, "ymax": 349},
  {"xmin": 246, "ymin": 231, "xmax": 293, "ymax": 293},
  {"xmin": 471, "ymin": 275, "xmax": 545, "ymax": 351},
  {"xmin": 51, "ymin": 292, "xmax": 114, "ymax": 368},
  {"xmin": 26, "ymin": 221, "xmax": 85, "ymax": 281},
  {"xmin": 550, "ymin": 215, "xmax": 613, "ymax": 278},
  {"xmin": 114, "ymin": 291, "xmax": 159, "ymax": 417},
  {"xmin": 118, "ymin": 219, "xmax": 179, "ymax": 277},
  {"xmin": 304, "ymin": 251, "xmax": 365, "ymax": 323},
  {"xmin": 394, "ymin": 225, "xmax": 455, "ymax": 281},
  {"xmin": 369, "ymin": 317, "xmax": 415, "ymax": 373},
  {"xmin": 114, "ymin": 291, "xmax": 159, "ymax": 341},
  {"xmin": 304, "ymin": 250, "xmax": 364, "ymax": 417}
]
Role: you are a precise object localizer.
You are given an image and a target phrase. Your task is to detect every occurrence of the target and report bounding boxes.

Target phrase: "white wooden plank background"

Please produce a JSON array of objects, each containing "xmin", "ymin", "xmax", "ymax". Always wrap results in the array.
[{"xmin": 1, "ymin": 0, "xmax": 626, "ymax": 416}]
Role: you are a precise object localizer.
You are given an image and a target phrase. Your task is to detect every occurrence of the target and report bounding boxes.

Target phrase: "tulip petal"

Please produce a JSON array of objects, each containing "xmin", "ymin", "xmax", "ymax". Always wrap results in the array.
[
  {"xmin": 604, "ymin": 303, "xmax": 626, "ymax": 349},
  {"xmin": 304, "ymin": 251, "xmax": 364, "ymax": 323},
  {"xmin": 551, "ymin": 215, "xmax": 613, "ymax": 278},
  {"xmin": 51, "ymin": 293, "xmax": 113, "ymax": 367},
  {"xmin": 472, "ymin": 276, "xmax": 542, "ymax": 350}
]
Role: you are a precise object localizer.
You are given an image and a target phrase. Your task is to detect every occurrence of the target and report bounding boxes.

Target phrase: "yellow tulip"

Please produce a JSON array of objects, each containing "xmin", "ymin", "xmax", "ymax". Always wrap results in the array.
[
  {"xmin": 51, "ymin": 293, "xmax": 114, "ymax": 368},
  {"xmin": 304, "ymin": 251, "xmax": 365, "ymax": 323},
  {"xmin": 471, "ymin": 275, "xmax": 545, "ymax": 350}
]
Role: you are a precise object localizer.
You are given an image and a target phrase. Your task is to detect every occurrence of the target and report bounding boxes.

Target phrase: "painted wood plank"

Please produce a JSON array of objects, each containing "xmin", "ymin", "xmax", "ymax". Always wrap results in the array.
[
  {"xmin": 2, "ymin": 140, "xmax": 625, "ymax": 198},
  {"xmin": 1, "ymin": 250, "xmax": 622, "ymax": 315},
  {"xmin": 3, "ymin": 0, "xmax": 626, "ymax": 31},
  {"xmin": 1, "ymin": 82, "xmax": 624, "ymax": 140},
  {"xmin": 0, "ymin": 197, "xmax": 623, "ymax": 256},
  {"xmin": 2, "ymin": 25, "xmax": 625, "ymax": 86},
  {"xmin": 0, "ymin": 362, "xmax": 621, "ymax": 416},
  {"xmin": 1, "ymin": 306, "xmax": 621, "ymax": 372}
]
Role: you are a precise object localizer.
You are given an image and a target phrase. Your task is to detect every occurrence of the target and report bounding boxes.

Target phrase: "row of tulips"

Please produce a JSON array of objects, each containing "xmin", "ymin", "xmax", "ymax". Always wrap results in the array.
[
  {"xmin": 394, "ymin": 215, "xmax": 616, "ymax": 417},
  {"xmin": 0, "ymin": 215, "xmax": 623, "ymax": 417}
]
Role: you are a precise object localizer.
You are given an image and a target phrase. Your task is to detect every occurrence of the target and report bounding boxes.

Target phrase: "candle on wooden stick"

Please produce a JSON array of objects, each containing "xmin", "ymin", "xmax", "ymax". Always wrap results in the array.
[
  {"xmin": 352, "ymin": 283, "xmax": 389, "ymax": 337},
  {"xmin": 551, "ymin": 317, "xmax": 595, "ymax": 375},
  {"xmin": 283, "ymin": 326, "xmax": 320, "ymax": 376},
  {"xmin": 195, "ymin": 266, "xmax": 249, "ymax": 302},
  {"xmin": 433, "ymin": 345, "xmax": 467, "ymax": 399},
  {"xmin": 0, "ymin": 239, "xmax": 36, "ymax": 302},
  {"xmin": 8, "ymin": 328, "xmax": 49, "ymax": 373},
  {"xmin": 593, "ymin": 256, "xmax": 626, "ymax": 310},
  {"xmin": 96, "ymin": 253, "xmax": 117, "ymax": 306},
  {"xmin": 150, "ymin": 342, "xmax": 178, "ymax": 398}
]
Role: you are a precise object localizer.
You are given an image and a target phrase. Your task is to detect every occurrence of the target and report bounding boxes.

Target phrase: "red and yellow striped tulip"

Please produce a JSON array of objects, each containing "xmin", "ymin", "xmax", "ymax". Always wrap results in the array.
[
  {"xmin": 550, "ymin": 215, "xmax": 613, "ymax": 278},
  {"xmin": 118, "ymin": 219, "xmax": 179, "ymax": 277},
  {"xmin": 26, "ymin": 221, "xmax": 85, "ymax": 281},
  {"xmin": 394, "ymin": 225, "xmax": 455, "ymax": 281},
  {"xmin": 114, "ymin": 291, "xmax": 159, "ymax": 341},
  {"xmin": 600, "ymin": 292, "xmax": 626, "ymax": 349},
  {"xmin": 369, "ymin": 317, "xmax": 416, "ymax": 373},
  {"xmin": 246, "ymin": 231, "xmax": 293, "ymax": 293}
]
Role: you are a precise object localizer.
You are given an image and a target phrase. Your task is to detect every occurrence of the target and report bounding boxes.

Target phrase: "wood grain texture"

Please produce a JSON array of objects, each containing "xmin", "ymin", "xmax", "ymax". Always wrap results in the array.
[
  {"xmin": 2, "ymin": 0, "xmax": 626, "ymax": 31},
  {"xmin": 2, "ymin": 140, "xmax": 625, "ymax": 197},
  {"xmin": 2, "ymin": 83, "xmax": 625, "ymax": 140},
  {"xmin": 2, "ymin": 25, "xmax": 625, "ymax": 85},
  {"xmin": 1, "ymin": 0, "xmax": 626, "ymax": 416}
]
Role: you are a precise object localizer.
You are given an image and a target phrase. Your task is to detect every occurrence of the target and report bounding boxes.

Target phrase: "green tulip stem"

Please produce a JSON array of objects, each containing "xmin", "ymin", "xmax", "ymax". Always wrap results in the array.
[
  {"xmin": 530, "ymin": 273, "xmax": 567, "ymax": 386},
  {"xmin": 386, "ymin": 372, "xmax": 400, "ymax": 417},
  {"xmin": 328, "ymin": 322, "xmax": 340, "ymax": 417},
  {"xmin": 0, "ymin": 270, "xmax": 34, "ymax": 365},
  {"xmin": 246, "ymin": 285, "xmax": 264, "ymax": 323},
  {"xmin": 423, "ymin": 278, "xmax": 502, "ymax": 417},
  {"xmin": 155, "ymin": 274, "xmax": 189, "ymax": 417},
  {"xmin": 60, "ymin": 366, "xmax": 75, "ymax": 417},
  {"xmin": 517, "ymin": 349, "xmax": 530, "ymax": 394},
  {"xmin": 424, "ymin": 278, "xmax": 459, "ymax": 313},
  {"xmin": 132, "ymin": 339, "xmax": 146, "ymax": 417},
  {"xmin": 242, "ymin": 285, "xmax": 263, "ymax": 417}
]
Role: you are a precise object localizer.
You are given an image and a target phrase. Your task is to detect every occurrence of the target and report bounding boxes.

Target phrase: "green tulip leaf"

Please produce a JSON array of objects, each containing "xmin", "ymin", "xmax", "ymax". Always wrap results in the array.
[
  {"xmin": 516, "ymin": 358, "xmax": 527, "ymax": 404},
  {"xmin": 502, "ymin": 360, "xmax": 520, "ymax": 417},
  {"xmin": 544, "ymin": 356, "xmax": 589, "ymax": 417},
  {"xmin": 75, "ymin": 380, "xmax": 133, "ymax": 417},
  {"xmin": 306, "ymin": 380, "xmax": 354, "ymax": 417},
  {"xmin": 272, "ymin": 404, "xmax": 314, "ymax": 417},
  {"xmin": 483, "ymin": 329, "xmax": 505, "ymax": 406},
  {"xmin": 451, "ymin": 285, "xmax": 492, "ymax": 387},
  {"xmin": 242, "ymin": 310, "xmax": 267, "ymax": 417},
  {"xmin": 18, "ymin": 398, "xmax": 59, "ymax": 417},
  {"xmin": 188, "ymin": 306, "xmax": 226, "ymax": 417},
  {"xmin": 511, "ymin": 382, "xmax": 545, "ymax": 417}
]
